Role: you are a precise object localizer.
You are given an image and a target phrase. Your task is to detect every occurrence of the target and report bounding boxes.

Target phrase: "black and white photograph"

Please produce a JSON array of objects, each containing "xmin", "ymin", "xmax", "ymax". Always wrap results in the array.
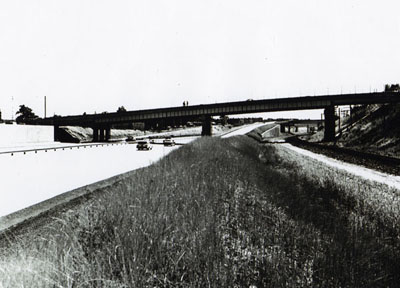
[{"xmin": 1, "ymin": 0, "xmax": 400, "ymax": 287}]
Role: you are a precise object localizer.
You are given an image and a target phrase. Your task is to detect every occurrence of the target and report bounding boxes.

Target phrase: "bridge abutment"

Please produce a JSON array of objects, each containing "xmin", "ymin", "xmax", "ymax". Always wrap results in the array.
[{"xmin": 324, "ymin": 105, "xmax": 336, "ymax": 141}]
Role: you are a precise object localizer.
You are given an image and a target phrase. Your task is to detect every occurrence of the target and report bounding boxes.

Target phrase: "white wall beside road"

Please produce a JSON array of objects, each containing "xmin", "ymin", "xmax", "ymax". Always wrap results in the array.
[{"xmin": 0, "ymin": 124, "xmax": 53, "ymax": 146}]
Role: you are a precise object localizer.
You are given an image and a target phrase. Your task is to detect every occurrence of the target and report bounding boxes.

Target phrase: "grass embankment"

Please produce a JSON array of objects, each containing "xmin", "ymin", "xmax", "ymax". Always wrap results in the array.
[
  {"xmin": 1, "ymin": 136, "xmax": 400, "ymax": 287},
  {"xmin": 339, "ymin": 103, "xmax": 400, "ymax": 157}
]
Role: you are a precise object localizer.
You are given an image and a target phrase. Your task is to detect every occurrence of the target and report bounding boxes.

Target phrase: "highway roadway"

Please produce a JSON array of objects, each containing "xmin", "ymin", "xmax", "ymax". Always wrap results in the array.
[
  {"xmin": 221, "ymin": 122, "xmax": 271, "ymax": 138},
  {"xmin": 0, "ymin": 142, "xmax": 181, "ymax": 217},
  {"xmin": 0, "ymin": 123, "xmax": 265, "ymax": 218}
]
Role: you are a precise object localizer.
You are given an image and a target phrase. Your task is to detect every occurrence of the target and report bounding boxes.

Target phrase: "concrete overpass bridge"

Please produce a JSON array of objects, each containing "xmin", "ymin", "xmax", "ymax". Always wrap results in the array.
[
  {"xmin": 280, "ymin": 119, "xmax": 324, "ymax": 134},
  {"xmin": 39, "ymin": 91, "xmax": 400, "ymax": 142}
]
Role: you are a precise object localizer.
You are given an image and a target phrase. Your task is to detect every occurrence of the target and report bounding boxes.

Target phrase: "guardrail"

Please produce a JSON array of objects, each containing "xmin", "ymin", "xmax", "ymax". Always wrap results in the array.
[
  {"xmin": 1, "ymin": 140, "xmax": 187, "ymax": 156},
  {"xmin": 0, "ymin": 142, "xmax": 129, "ymax": 156}
]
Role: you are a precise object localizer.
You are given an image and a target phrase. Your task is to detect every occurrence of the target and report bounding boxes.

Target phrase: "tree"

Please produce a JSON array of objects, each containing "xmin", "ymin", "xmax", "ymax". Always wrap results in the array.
[
  {"xmin": 384, "ymin": 83, "xmax": 400, "ymax": 92},
  {"xmin": 117, "ymin": 106, "xmax": 127, "ymax": 113},
  {"xmin": 15, "ymin": 105, "xmax": 38, "ymax": 124}
]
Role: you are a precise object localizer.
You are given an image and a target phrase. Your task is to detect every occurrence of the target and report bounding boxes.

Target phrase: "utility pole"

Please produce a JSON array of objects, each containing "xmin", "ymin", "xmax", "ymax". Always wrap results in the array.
[
  {"xmin": 11, "ymin": 96, "xmax": 14, "ymax": 121},
  {"xmin": 44, "ymin": 96, "xmax": 47, "ymax": 118}
]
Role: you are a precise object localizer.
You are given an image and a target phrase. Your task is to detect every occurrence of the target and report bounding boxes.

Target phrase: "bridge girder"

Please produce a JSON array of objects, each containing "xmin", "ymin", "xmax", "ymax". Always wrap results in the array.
[
  {"xmin": 42, "ymin": 92, "xmax": 400, "ymax": 142},
  {"xmin": 49, "ymin": 92, "xmax": 400, "ymax": 128}
]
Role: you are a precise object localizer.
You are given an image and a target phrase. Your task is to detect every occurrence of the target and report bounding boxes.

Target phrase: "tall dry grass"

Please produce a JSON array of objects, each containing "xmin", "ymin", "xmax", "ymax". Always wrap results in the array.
[{"xmin": 1, "ymin": 136, "xmax": 400, "ymax": 287}]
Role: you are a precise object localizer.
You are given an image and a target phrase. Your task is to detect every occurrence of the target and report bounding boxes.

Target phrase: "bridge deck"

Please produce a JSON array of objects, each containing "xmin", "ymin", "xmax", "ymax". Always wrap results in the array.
[{"xmin": 39, "ymin": 92, "xmax": 400, "ymax": 127}]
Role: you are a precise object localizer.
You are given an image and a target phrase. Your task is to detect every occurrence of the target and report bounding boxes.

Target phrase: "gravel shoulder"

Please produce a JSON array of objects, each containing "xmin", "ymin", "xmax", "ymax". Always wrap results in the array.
[{"xmin": 287, "ymin": 137, "xmax": 400, "ymax": 176}]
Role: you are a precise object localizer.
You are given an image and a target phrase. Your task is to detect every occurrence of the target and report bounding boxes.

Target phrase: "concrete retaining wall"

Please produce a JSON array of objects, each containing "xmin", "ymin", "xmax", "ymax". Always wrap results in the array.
[
  {"xmin": 261, "ymin": 125, "xmax": 281, "ymax": 138},
  {"xmin": 0, "ymin": 124, "xmax": 54, "ymax": 146}
]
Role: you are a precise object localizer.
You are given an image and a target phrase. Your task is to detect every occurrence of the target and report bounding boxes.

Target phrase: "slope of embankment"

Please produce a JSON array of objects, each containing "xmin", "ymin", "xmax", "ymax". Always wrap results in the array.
[
  {"xmin": 60, "ymin": 124, "xmax": 234, "ymax": 142},
  {"xmin": 337, "ymin": 103, "xmax": 400, "ymax": 157},
  {"xmin": 59, "ymin": 126, "xmax": 145, "ymax": 142},
  {"xmin": 246, "ymin": 122, "xmax": 281, "ymax": 141},
  {"xmin": 1, "ymin": 136, "xmax": 400, "ymax": 287}
]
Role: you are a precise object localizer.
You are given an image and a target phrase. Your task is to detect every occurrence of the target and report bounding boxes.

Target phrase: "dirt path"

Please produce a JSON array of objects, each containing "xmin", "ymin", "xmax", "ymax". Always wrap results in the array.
[{"xmin": 280, "ymin": 143, "xmax": 400, "ymax": 189}]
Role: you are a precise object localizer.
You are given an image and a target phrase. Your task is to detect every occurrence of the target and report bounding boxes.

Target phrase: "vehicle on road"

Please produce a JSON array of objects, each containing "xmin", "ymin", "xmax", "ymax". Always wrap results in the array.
[
  {"xmin": 137, "ymin": 140, "xmax": 153, "ymax": 150},
  {"xmin": 126, "ymin": 136, "xmax": 136, "ymax": 142},
  {"xmin": 163, "ymin": 137, "xmax": 175, "ymax": 146}
]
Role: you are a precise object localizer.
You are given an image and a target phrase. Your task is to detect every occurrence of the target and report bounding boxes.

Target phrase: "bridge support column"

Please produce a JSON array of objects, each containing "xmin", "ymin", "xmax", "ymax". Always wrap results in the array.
[
  {"xmin": 324, "ymin": 105, "xmax": 336, "ymax": 142},
  {"xmin": 280, "ymin": 124, "xmax": 286, "ymax": 133},
  {"xmin": 93, "ymin": 127, "xmax": 99, "ymax": 142},
  {"xmin": 54, "ymin": 125, "xmax": 60, "ymax": 142},
  {"xmin": 105, "ymin": 126, "xmax": 111, "ymax": 141},
  {"xmin": 201, "ymin": 115, "xmax": 212, "ymax": 136},
  {"xmin": 150, "ymin": 120, "xmax": 157, "ymax": 130},
  {"xmin": 99, "ymin": 128, "xmax": 105, "ymax": 142},
  {"xmin": 159, "ymin": 119, "xmax": 167, "ymax": 130}
]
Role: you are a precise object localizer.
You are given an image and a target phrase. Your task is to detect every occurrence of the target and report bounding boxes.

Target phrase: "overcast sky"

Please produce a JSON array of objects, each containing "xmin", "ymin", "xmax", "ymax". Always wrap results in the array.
[{"xmin": 1, "ymin": 0, "xmax": 399, "ymax": 119}]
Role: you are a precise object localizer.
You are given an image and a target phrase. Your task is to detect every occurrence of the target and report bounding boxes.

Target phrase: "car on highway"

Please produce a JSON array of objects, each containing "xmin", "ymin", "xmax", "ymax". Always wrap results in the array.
[
  {"xmin": 136, "ymin": 140, "xmax": 153, "ymax": 150},
  {"xmin": 126, "ymin": 135, "xmax": 136, "ymax": 142},
  {"xmin": 163, "ymin": 137, "xmax": 175, "ymax": 146}
]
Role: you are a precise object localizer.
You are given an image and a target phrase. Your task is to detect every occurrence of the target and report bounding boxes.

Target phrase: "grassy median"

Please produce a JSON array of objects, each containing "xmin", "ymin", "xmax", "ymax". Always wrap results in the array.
[{"xmin": 1, "ymin": 136, "xmax": 400, "ymax": 287}]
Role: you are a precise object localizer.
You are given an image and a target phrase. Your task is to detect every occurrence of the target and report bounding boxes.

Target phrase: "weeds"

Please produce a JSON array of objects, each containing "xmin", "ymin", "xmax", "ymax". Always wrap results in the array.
[{"xmin": 1, "ymin": 136, "xmax": 400, "ymax": 287}]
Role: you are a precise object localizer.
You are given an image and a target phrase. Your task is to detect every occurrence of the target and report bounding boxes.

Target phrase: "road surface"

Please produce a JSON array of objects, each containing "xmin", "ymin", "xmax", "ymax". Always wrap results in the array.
[
  {"xmin": 0, "ymin": 123, "xmax": 269, "ymax": 218},
  {"xmin": 0, "ymin": 142, "xmax": 181, "ymax": 217},
  {"xmin": 221, "ymin": 122, "xmax": 270, "ymax": 138}
]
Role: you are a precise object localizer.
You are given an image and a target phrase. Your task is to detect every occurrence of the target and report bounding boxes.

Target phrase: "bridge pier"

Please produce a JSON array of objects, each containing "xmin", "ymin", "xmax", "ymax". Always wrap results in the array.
[
  {"xmin": 324, "ymin": 105, "xmax": 336, "ymax": 141},
  {"xmin": 99, "ymin": 128, "xmax": 105, "ymax": 141},
  {"xmin": 105, "ymin": 126, "xmax": 111, "ymax": 141},
  {"xmin": 93, "ymin": 127, "xmax": 99, "ymax": 142},
  {"xmin": 92, "ymin": 126, "xmax": 111, "ymax": 142},
  {"xmin": 201, "ymin": 115, "xmax": 212, "ymax": 136},
  {"xmin": 153, "ymin": 119, "xmax": 166, "ymax": 131},
  {"xmin": 280, "ymin": 123, "xmax": 286, "ymax": 133},
  {"xmin": 144, "ymin": 120, "xmax": 154, "ymax": 131},
  {"xmin": 54, "ymin": 125, "xmax": 61, "ymax": 142}
]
